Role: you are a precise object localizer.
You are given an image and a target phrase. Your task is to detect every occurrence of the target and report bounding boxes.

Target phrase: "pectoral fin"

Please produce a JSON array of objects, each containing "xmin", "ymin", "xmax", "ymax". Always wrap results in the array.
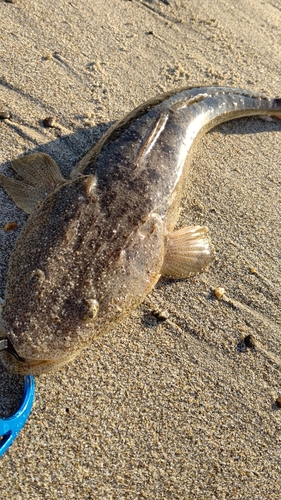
[
  {"xmin": 0, "ymin": 153, "xmax": 66, "ymax": 214},
  {"xmin": 161, "ymin": 225, "xmax": 214, "ymax": 278}
]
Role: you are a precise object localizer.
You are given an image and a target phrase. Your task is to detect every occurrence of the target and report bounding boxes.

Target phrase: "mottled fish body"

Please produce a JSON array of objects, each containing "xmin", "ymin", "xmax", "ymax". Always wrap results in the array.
[{"xmin": 0, "ymin": 86, "xmax": 280, "ymax": 374}]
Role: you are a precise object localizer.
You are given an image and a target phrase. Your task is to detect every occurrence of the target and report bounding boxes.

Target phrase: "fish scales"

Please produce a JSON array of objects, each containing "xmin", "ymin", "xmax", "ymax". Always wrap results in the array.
[{"xmin": 0, "ymin": 86, "xmax": 280, "ymax": 374}]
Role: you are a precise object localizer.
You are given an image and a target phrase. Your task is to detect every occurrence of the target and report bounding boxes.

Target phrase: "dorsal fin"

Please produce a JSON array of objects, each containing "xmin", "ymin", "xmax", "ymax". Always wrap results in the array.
[{"xmin": 0, "ymin": 153, "xmax": 66, "ymax": 214}]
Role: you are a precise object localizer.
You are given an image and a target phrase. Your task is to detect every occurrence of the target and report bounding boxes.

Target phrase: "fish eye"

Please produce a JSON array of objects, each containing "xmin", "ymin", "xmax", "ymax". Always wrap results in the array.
[{"xmin": 79, "ymin": 298, "xmax": 99, "ymax": 323}]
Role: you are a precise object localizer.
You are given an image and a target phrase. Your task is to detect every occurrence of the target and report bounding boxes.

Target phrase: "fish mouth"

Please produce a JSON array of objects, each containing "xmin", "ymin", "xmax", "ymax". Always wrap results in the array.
[
  {"xmin": 0, "ymin": 337, "xmax": 26, "ymax": 362},
  {"xmin": 0, "ymin": 347, "xmax": 77, "ymax": 375},
  {"xmin": 0, "ymin": 336, "xmax": 76, "ymax": 374},
  {"xmin": 24, "ymin": 358, "xmax": 60, "ymax": 367},
  {"xmin": 0, "ymin": 311, "xmax": 78, "ymax": 374}
]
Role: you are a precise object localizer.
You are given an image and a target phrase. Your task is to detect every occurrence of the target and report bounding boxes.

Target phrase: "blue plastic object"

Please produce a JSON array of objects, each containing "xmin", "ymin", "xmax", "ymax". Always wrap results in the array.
[{"xmin": 0, "ymin": 375, "xmax": 35, "ymax": 457}]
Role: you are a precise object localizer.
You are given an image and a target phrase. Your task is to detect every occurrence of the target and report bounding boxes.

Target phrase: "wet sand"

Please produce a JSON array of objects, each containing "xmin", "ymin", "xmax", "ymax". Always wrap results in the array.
[{"xmin": 0, "ymin": 0, "xmax": 281, "ymax": 498}]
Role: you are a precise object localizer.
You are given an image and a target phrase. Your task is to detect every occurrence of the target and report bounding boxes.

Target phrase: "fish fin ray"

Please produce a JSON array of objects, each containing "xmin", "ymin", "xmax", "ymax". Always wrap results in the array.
[
  {"xmin": 11, "ymin": 153, "xmax": 65, "ymax": 187},
  {"xmin": 0, "ymin": 153, "xmax": 66, "ymax": 214},
  {"xmin": 0, "ymin": 174, "xmax": 45, "ymax": 214},
  {"xmin": 161, "ymin": 225, "xmax": 214, "ymax": 278}
]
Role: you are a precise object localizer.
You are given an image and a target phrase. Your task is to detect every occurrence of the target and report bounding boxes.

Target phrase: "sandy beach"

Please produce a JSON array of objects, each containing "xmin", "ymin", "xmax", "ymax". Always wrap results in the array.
[{"xmin": 1, "ymin": 0, "xmax": 281, "ymax": 498}]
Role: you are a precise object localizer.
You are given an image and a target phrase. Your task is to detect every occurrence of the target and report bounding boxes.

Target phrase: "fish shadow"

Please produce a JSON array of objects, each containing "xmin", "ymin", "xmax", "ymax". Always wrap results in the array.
[
  {"xmin": 0, "ymin": 119, "xmax": 115, "ymax": 178},
  {"xmin": 213, "ymin": 115, "xmax": 281, "ymax": 137}
]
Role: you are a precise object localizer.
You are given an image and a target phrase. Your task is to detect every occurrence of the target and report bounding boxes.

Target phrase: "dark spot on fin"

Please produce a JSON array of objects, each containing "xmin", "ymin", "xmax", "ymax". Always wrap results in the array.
[
  {"xmin": 161, "ymin": 225, "xmax": 214, "ymax": 278},
  {"xmin": 0, "ymin": 153, "xmax": 66, "ymax": 214}
]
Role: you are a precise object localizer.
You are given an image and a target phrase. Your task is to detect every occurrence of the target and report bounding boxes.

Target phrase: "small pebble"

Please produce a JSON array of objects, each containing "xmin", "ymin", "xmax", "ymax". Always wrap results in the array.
[
  {"xmin": 276, "ymin": 396, "xmax": 281, "ymax": 408},
  {"xmin": 214, "ymin": 287, "xmax": 225, "ymax": 300},
  {"xmin": 3, "ymin": 221, "xmax": 18, "ymax": 232},
  {"xmin": 152, "ymin": 309, "xmax": 169, "ymax": 322},
  {"xmin": 42, "ymin": 116, "xmax": 56, "ymax": 128},
  {"xmin": 244, "ymin": 334, "xmax": 256, "ymax": 349},
  {"xmin": 0, "ymin": 111, "xmax": 11, "ymax": 120},
  {"xmin": 84, "ymin": 120, "xmax": 95, "ymax": 127},
  {"xmin": 250, "ymin": 267, "xmax": 257, "ymax": 274}
]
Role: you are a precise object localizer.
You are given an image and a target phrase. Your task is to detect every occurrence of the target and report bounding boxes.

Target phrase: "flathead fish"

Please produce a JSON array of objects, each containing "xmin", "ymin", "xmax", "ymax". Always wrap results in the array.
[{"xmin": 0, "ymin": 86, "xmax": 280, "ymax": 374}]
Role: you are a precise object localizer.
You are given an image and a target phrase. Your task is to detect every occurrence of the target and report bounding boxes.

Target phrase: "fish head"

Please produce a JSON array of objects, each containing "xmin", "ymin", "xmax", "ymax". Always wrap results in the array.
[{"xmin": 0, "ymin": 174, "xmax": 103, "ymax": 375}]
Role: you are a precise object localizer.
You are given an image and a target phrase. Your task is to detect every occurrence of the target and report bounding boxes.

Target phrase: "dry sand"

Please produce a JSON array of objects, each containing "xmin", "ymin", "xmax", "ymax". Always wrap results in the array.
[{"xmin": 1, "ymin": 0, "xmax": 281, "ymax": 498}]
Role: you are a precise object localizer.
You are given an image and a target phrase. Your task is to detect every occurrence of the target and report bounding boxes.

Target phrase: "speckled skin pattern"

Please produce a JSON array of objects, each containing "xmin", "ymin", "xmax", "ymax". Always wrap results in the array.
[{"xmin": 1, "ymin": 86, "xmax": 281, "ymax": 374}]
